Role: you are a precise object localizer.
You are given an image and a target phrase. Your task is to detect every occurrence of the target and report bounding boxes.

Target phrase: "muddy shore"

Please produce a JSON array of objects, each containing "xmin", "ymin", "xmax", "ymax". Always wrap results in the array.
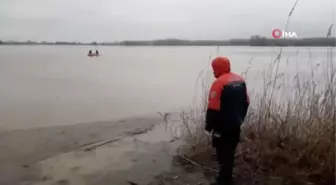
[{"xmin": 0, "ymin": 114, "xmax": 206, "ymax": 185}]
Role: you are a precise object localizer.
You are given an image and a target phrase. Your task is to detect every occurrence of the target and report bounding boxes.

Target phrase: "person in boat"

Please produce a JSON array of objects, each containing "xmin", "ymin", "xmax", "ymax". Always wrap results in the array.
[
  {"xmin": 95, "ymin": 50, "xmax": 99, "ymax": 55},
  {"xmin": 205, "ymin": 56, "xmax": 250, "ymax": 185},
  {"xmin": 88, "ymin": 50, "xmax": 92, "ymax": 55}
]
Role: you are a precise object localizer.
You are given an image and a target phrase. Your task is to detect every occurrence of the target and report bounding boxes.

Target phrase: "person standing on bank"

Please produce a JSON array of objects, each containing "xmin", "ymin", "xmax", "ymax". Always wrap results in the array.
[{"xmin": 205, "ymin": 56, "xmax": 250, "ymax": 185}]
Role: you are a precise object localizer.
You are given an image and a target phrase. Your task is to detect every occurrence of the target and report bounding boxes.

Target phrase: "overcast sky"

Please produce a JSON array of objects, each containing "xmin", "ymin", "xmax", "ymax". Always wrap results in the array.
[{"xmin": 0, "ymin": 0, "xmax": 335, "ymax": 41}]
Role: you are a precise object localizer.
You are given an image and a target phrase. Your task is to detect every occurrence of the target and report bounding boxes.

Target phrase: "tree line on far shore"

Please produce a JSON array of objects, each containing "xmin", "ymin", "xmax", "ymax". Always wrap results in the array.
[{"xmin": 0, "ymin": 36, "xmax": 335, "ymax": 46}]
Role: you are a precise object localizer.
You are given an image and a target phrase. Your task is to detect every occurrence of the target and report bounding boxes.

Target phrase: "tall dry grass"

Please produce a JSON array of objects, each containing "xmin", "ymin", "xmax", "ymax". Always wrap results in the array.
[
  {"xmin": 165, "ymin": 1, "xmax": 335, "ymax": 184},
  {"xmin": 172, "ymin": 46, "xmax": 335, "ymax": 185},
  {"xmin": 169, "ymin": 47, "xmax": 336, "ymax": 185}
]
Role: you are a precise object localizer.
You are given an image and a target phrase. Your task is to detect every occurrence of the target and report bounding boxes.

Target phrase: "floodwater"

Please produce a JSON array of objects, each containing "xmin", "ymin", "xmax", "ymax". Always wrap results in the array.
[
  {"xmin": 34, "ymin": 123, "xmax": 178, "ymax": 185},
  {"xmin": 0, "ymin": 46, "xmax": 333, "ymax": 129}
]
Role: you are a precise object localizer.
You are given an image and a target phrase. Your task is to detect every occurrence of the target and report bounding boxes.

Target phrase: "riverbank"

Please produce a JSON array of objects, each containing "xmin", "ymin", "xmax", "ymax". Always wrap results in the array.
[{"xmin": 0, "ymin": 114, "xmax": 185, "ymax": 185}]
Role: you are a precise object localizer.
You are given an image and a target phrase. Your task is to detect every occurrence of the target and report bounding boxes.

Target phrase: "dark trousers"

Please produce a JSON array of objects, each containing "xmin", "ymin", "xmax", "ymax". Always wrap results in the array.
[{"xmin": 212, "ymin": 126, "xmax": 241, "ymax": 185}]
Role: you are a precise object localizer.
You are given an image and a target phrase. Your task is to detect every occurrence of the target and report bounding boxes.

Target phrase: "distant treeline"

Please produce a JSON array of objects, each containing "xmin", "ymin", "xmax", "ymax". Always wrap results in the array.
[
  {"xmin": 0, "ymin": 41, "xmax": 112, "ymax": 46},
  {"xmin": 0, "ymin": 37, "xmax": 335, "ymax": 47},
  {"xmin": 118, "ymin": 37, "xmax": 336, "ymax": 46}
]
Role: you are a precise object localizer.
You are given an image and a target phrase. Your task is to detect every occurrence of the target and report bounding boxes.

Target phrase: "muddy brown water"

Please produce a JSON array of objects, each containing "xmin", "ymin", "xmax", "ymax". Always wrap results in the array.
[
  {"xmin": 0, "ymin": 46, "xmax": 331, "ymax": 130},
  {"xmin": 0, "ymin": 46, "xmax": 333, "ymax": 184},
  {"xmin": 0, "ymin": 115, "xmax": 183, "ymax": 185},
  {"xmin": 34, "ymin": 122, "xmax": 179, "ymax": 185}
]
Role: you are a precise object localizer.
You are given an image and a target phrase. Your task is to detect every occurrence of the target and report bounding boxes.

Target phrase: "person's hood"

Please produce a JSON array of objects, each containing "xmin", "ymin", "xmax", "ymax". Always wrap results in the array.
[{"xmin": 211, "ymin": 56, "xmax": 231, "ymax": 77}]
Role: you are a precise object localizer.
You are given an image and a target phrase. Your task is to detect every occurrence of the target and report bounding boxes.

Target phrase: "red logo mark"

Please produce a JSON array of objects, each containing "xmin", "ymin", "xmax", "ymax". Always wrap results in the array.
[{"xmin": 272, "ymin": 29, "xmax": 282, "ymax": 39}]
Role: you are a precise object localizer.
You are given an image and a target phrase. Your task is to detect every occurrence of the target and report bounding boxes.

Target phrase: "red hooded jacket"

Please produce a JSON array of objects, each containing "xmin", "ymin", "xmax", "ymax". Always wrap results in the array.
[{"xmin": 205, "ymin": 57, "xmax": 250, "ymax": 133}]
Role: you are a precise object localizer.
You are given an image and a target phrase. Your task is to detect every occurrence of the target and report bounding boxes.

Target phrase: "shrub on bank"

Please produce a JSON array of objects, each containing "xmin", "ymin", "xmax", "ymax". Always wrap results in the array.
[{"xmin": 174, "ymin": 49, "xmax": 335, "ymax": 185}]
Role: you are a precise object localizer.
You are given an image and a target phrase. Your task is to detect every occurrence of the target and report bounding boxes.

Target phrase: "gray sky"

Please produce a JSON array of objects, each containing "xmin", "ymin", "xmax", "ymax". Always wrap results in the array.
[{"xmin": 0, "ymin": 0, "xmax": 335, "ymax": 41}]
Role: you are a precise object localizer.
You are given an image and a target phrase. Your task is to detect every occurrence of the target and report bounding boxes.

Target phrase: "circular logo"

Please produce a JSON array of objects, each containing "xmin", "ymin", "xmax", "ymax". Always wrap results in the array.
[{"xmin": 272, "ymin": 29, "xmax": 282, "ymax": 39}]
